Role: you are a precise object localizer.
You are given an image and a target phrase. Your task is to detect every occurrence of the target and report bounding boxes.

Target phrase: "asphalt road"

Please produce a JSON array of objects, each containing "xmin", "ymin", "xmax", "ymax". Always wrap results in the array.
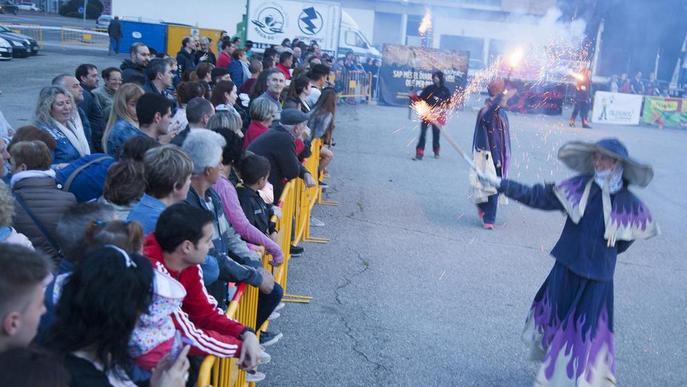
[
  {"xmin": 1, "ymin": 51, "xmax": 686, "ymax": 386},
  {"xmin": 265, "ymin": 104, "xmax": 686, "ymax": 386}
]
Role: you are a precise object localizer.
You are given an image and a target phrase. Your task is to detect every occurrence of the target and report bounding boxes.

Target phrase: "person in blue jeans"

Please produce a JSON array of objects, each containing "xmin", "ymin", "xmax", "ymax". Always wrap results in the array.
[
  {"xmin": 472, "ymin": 79, "xmax": 515, "ymax": 229},
  {"xmin": 107, "ymin": 16, "xmax": 122, "ymax": 55}
]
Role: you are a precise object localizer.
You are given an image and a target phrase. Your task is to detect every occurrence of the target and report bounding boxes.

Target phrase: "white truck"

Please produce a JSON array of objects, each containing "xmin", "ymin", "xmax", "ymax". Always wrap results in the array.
[
  {"xmin": 247, "ymin": 0, "xmax": 380, "ymax": 58},
  {"xmin": 111, "ymin": 0, "xmax": 379, "ymax": 58}
]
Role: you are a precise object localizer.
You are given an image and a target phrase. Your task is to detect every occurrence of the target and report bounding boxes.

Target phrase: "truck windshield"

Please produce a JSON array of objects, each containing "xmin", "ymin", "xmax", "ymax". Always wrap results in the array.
[{"xmin": 345, "ymin": 31, "xmax": 368, "ymax": 49}]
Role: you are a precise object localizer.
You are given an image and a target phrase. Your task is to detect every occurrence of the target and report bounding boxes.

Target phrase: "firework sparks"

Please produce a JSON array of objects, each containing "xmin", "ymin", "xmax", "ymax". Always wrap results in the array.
[
  {"xmin": 409, "ymin": 35, "xmax": 589, "ymax": 131},
  {"xmin": 508, "ymin": 47, "xmax": 525, "ymax": 68}
]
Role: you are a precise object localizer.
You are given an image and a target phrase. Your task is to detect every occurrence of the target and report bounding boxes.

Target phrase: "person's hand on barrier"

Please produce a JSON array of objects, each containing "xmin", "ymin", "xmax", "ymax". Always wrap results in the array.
[
  {"xmin": 270, "ymin": 249, "xmax": 283, "ymax": 266},
  {"xmin": 476, "ymin": 170, "xmax": 502, "ymax": 188},
  {"xmin": 150, "ymin": 345, "xmax": 190, "ymax": 387},
  {"xmin": 304, "ymin": 172, "xmax": 317, "ymax": 188},
  {"xmin": 272, "ymin": 205, "xmax": 282, "ymax": 219},
  {"xmin": 258, "ymin": 267, "xmax": 275, "ymax": 294},
  {"xmin": 239, "ymin": 331, "xmax": 260, "ymax": 371}
]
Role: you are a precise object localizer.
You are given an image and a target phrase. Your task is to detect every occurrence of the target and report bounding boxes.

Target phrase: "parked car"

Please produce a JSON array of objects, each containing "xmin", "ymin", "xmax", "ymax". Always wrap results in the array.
[
  {"xmin": 17, "ymin": 3, "xmax": 40, "ymax": 11},
  {"xmin": 0, "ymin": 2, "xmax": 19, "ymax": 14},
  {"xmin": 0, "ymin": 25, "xmax": 39, "ymax": 57},
  {"xmin": 96, "ymin": 15, "xmax": 112, "ymax": 29},
  {"xmin": 0, "ymin": 36, "xmax": 12, "ymax": 60}
]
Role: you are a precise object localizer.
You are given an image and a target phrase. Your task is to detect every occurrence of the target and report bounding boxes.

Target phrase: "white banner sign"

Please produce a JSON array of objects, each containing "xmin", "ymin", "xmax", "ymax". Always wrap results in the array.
[{"xmin": 591, "ymin": 91, "xmax": 643, "ymax": 125}]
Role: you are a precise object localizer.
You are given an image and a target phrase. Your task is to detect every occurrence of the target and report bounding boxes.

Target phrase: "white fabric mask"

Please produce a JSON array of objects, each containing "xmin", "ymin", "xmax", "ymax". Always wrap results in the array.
[{"xmin": 594, "ymin": 164, "xmax": 624, "ymax": 194}]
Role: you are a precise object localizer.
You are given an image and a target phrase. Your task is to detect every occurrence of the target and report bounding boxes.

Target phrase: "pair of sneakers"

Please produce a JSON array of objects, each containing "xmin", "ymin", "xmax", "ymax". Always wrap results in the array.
[
  {"xmin": 245, "ymin": 349, "xmax": 272, "ymax": 382},
  {"xmin": 247, "ymin": 327, "xmax": 284, "ymax": 383},
  {"xmin": 412, "ymin": 154, "xmax": 440, "ymax": 160}
]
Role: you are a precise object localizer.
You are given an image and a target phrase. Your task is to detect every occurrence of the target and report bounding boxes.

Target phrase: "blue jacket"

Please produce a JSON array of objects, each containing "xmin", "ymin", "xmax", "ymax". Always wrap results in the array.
[
  {"xmin": 228, "ymin": 60, "xmax": 245, "ymax": 88},
  {"xmin": 499, "ymin": 179, "xmax": 632, "ymax": 281},
  {"xmin": 105, "ymin": 118, "xmax": 146, "ymax": 157},
  {"xmin": 473, "ymin": 95, "xmax": 511, "ymax": 176},
  {"xmin": 55, "ymin": 153, "xmax": 114, "ymax": 202},
  {"xmin": 127, "ymin": 193, "xmax": 167, "ymax": 234},
  {"xmin": 36, "ymin": 121, "xmax": 83, "ymax": 165}
]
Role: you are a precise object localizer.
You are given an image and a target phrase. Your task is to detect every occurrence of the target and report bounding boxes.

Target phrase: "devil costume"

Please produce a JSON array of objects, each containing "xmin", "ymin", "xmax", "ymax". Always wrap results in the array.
[{"xmin": 495, "ymin": 138, "xmax": 658, "ymax": 386}]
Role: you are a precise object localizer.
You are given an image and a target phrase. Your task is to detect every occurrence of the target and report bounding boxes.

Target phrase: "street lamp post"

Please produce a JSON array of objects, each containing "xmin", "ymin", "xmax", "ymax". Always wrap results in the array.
[{"xmin": 83, "ymin": 0, "xmax": 88, "ymax": 22}]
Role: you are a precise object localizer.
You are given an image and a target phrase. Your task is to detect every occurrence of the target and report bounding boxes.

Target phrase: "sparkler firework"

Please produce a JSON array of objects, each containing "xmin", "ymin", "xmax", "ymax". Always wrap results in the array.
[{"xmin": 409, "ymin": 34, "xmax": 591, "ymax": 170}]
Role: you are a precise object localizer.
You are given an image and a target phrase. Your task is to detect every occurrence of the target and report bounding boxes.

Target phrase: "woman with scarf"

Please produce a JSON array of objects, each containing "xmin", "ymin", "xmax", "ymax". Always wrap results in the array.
[
  {"xmin": 34, "ymin": 86, "xmax": 91, "ymax": 167},
  {"xmin": 411, "ymin": 70, "xmax": 451, "ymax": 160},
  {"xmin": 477, "ymin": 138, "xmax": 658, "ymax": 386},
  {"xmin": 472, "ymin": 79, "xmax": 514, "ymax": 229}
]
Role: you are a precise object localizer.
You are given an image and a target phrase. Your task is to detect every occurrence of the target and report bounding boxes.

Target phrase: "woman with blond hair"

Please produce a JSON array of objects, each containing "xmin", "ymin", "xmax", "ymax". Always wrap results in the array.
[
  {"xmin": 34, "ymin": 86, "xmax": 91, "ymax": 166},
  {"xmin": 102, "ymin": 83, "xmax": 144, "ymax": 157}
]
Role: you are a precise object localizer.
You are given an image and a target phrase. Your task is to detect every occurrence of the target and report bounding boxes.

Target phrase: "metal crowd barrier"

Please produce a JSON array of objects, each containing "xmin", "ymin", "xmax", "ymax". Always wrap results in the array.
[
  {"xmin": 333, "ymin": 70, "xmax": 373, "ymax": 99},
  {"xmin": 6, "ymin": 24, "xmax": 108, "ymax": 48},
  {"xmin": 196, "ymin": 283, "xmax": 249, "ymax": 387},
  {"xmin": 196, "ymin": 139, "xmax": 336, "ymax": 386}
]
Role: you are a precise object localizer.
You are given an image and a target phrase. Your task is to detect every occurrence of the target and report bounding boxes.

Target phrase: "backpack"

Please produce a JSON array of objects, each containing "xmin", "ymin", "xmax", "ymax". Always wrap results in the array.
[{"xmin": 55, "ymin": 154, "xmax": 114, "ymax": 202}]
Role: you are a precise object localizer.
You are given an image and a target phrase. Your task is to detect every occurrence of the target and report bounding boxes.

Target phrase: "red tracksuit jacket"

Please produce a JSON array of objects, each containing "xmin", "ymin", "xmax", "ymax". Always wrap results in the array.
[{"xmin": 144, "ymin": 234, "xmax": 246, "ymax": 358}]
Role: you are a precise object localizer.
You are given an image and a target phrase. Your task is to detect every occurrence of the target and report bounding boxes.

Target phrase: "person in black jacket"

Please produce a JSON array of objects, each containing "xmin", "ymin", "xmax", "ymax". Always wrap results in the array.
[
  {"xmin": 411, "ymin": 71, "xmax": 451, "ymax": 160},
  {"xmin": 176, "ymin": 37, "xmax": 198, "ymax": 79},
  {"xmin": 107, "ymin": 16, "xmax": 122, "ymax": 55},
  {"xmin": 75, "ymin": 64, "xmax": 106, "ymax": 152},
  {"xmin": 195, "ymin": 36, "xmax": 216, "ymax": 65},
  {"xmin": 236, "ymin": 153, "xmax": 276, "ymax": 238},
  {"xmin": 121, "ymin": 43, "xmax": 151, "ymax": 85},
  {"xmin": 247, "ymin": 109, "xmax": 317, "ymax": 202}
]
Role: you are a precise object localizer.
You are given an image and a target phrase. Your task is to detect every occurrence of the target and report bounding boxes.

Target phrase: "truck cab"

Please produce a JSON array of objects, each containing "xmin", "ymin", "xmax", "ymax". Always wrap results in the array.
[{"xmin": 338, "ymin": 11, "xmax": 380, "ymax": 60}]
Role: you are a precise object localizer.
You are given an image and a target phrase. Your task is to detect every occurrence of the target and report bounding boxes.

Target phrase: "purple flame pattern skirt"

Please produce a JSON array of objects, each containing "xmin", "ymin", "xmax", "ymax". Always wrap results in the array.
[{"xmin": 523, "ymin": 262, "xmax": 616, "ymax": 386}]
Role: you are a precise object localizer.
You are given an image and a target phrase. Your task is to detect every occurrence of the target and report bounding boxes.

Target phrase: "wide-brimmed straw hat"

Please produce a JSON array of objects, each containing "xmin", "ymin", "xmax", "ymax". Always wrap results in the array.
[{"xmin": 558, "ymin": 138, "xmax": 653, "ymax": 187}]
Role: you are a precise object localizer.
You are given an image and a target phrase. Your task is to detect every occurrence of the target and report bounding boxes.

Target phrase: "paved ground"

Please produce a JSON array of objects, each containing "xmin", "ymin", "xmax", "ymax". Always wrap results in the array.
[
  {"xmin": 0, "ymin": 47, "xmax": 123, "ymax": 128},
  {"xmin": 2, "ymin": 51, "xmax": 686, "ymax": 386},
  {"xmin": 265, "ymin": 103, "xmax": 686, "ymax": 386}
]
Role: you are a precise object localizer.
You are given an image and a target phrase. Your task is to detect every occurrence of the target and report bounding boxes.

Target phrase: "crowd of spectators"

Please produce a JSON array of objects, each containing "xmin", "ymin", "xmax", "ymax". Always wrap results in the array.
[
  {"xmin": 607, "ymin": 71, "xmax": 664, "ymax": 96},
  {"xmin": 0, "ymin": 32, "xmax": 340, "ymax": 386}
]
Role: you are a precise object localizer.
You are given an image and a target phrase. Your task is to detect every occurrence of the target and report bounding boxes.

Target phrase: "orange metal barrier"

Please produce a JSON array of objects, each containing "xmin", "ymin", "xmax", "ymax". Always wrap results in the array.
[
  {"xmin": 197, "ymin": 139, "xmax": 338, "ymax": 385},
  {"xmin": 196, "ymin": 283, "xmax": 247, "ymax": 387}
]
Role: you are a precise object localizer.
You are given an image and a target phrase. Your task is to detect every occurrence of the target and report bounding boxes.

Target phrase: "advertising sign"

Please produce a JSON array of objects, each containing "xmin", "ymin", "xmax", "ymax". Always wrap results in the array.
[
  {"xmin": 591, "ymin": 91, "xmax": 643, "ymax": 125},
  {"xmin": 247, "ymin": 0, "xmax": 340, "ymax": 52},
  {"xmin": 642, "ymin": 96, "xmax": 687, "ymax": 129},
  {"xmin": 378, "ymin": 44, "xmax": 469, "ymax": 107}
]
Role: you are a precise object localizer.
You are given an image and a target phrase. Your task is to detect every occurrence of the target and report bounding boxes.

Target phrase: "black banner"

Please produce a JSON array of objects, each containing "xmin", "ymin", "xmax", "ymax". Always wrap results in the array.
[{"xmin": 378, "ymin": 44, "xmax": 469, "ymax": 107}]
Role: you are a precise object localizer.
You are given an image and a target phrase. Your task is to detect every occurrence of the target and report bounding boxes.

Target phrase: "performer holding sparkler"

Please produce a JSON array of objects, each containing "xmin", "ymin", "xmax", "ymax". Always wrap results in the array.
[
  {"xmin": 411, "ymin": 71, "xmax": 451, "ymax": 160},
  {"xmin": 472, "ymin": 79, "xmax": 516, "ymax": 229},
  {"xmin": 569, "ymin": 66, "xmax": 592, "ymax": 128},
  {"xmin": 477, "ymin": 138, "xmax": 659, "ymax": 386}
]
